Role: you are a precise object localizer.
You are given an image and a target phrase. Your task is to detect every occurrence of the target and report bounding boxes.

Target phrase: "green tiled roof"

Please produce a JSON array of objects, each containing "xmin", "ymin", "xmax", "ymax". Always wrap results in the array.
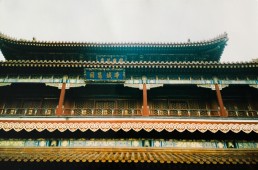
[{"xmin": 0, "ymin": 33, "xmax": 228, "ymax": 62}]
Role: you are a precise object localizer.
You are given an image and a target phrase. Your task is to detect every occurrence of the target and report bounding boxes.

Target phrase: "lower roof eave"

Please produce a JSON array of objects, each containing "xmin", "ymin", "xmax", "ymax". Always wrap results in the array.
[{"xmin": 0, "ymin": 147, "xmax": 257, "ymax": 164}]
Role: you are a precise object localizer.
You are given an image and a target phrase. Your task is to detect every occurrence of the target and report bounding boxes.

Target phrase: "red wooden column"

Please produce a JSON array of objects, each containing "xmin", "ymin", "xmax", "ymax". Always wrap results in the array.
[
  {"xmin": 215, "ymin": 84, "xmax": 227, "ymax": 117},
  {"xmin": 56, "ymin": 83, "xmax": 66, "ymax": 116},
  {"xmin": 142, "ymin": 83, "xmax": 149, "ymax": 116}
]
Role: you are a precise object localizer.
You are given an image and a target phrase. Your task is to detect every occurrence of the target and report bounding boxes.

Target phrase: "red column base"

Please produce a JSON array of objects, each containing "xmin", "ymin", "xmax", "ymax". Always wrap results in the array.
[
  {"xmin": 56, "ymin": 107, "xmax": 63, "ymax": 116},
  {"xmin": 142, "ymin": 106, "xmax": 150, "ymax": 116}
]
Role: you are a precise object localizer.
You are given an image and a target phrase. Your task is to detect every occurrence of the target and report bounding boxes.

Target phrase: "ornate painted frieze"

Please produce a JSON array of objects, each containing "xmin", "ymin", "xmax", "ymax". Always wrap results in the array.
[
  {"xmin": 0, "ymin": 138, "xmax": 257, "ymax": 149},
  {"xmin": 0, "ymin": 119, "xmax": 257, "ymax": 133}
]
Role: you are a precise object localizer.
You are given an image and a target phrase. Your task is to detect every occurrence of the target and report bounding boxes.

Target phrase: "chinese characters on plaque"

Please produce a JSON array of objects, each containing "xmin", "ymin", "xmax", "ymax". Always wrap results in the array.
[
  {"xmin": 96, "ymin": 55, "xmax": 126, "ymax": 63},
  {"xmin": 84, "ymin": 69, "xmax": 125, "ymax": 81}
]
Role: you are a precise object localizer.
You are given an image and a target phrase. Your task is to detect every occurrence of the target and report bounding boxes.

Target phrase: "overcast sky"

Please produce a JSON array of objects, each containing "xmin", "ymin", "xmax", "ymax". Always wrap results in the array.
[{"xmin": 0, "ymin": 0, "xmax": 257, "ymax": 62}]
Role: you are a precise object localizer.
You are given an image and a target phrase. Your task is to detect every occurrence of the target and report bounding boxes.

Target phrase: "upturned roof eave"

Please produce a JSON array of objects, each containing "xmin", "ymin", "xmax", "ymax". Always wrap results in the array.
[
  {"xmin": 0, "ymin": 32, "xmax": 228, "ymax": 48},
  {"xmin": 0, "ymin": 32, "xmax": 228, "ymax": 61}
]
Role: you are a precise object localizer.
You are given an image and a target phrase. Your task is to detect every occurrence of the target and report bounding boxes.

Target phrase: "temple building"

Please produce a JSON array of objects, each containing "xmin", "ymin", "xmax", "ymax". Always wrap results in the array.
[{"xmin": 0, "ymin": 32, "xmax": 257, "ymax": 170}]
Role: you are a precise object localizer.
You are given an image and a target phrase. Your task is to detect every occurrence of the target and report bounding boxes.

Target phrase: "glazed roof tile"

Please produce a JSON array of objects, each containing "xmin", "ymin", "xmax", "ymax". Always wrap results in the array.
[
  {"xmin": 0, "ymin": 59, "xmax": 257, "ymax": 70},
  {"xmin": 0, "ymin": 32, "xmax": 228, "ymax": 47},
  {"xmin": 0, "ymin": 33, "xmax": 228, "ymax": 61},
  {"xmin": 1, "ymin": 147, "xmax": 257, "ymax": 164}
]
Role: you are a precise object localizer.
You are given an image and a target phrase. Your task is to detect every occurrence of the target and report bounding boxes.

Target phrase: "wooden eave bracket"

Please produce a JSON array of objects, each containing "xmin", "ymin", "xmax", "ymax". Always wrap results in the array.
[
  {"xmin": 124, "ymin": 83, "xmax": 163, "ymax": 90},
  {"xmin": 250, "ymin": 84, "xmax": 258, "ymax": 89},
  {"xmin": 197, "ymin": 84, "xmax": 228, "ymax": 90},
  {"xmin": 0, "ymin": 83, "xmax": 11, "ymax": 87},
  {"xmin": 45, "ymin": 83, "xmax": 86, "ymax": 89}
]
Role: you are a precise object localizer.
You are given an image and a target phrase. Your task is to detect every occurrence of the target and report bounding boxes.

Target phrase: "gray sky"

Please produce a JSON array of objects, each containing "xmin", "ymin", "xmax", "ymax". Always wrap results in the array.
[{"xmin": 0, "ymin": 0, "xmax": 258, "ymax": 61}]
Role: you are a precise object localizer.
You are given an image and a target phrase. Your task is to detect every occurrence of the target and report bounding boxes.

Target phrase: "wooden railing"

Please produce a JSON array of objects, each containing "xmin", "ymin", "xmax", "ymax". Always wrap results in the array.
[
  {"xmin": 149, "ymin": 109, "xmax": 221, "ymax": 117},
  {"xmin": 0, "ymin": 108, "xmax": 56, "ymax": 116},
  {"xmin": 64, "ymin": 108, "xmax": 142, "ymax": 116},
  {"xmin": 0, "ymin": 108, "xmax": 257, "ymax": 118},
  {"xmin": 227, "ymin": 109, "xmax": 258, "ymax": 117}
]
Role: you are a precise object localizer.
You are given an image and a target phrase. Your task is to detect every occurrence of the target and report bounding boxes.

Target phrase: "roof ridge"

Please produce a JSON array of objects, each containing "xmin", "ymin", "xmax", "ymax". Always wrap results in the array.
[{"xmin": 0, "ymin": 32, "xmax": 228, "ymax": 46}]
